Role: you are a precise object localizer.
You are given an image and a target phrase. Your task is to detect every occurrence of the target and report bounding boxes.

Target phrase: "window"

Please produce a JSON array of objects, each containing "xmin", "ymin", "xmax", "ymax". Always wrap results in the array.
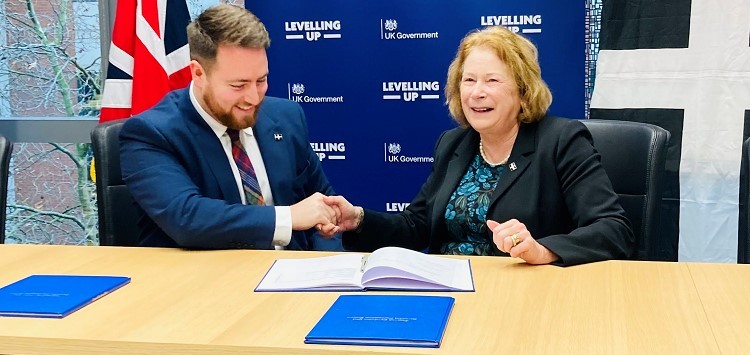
[
  {"xmin": 0, "ymin": 0, "xmax": 241, "ymax": 244},
  {"xmin": 1, "ymin": 0, "xmax": 101, "ymax": 244}
]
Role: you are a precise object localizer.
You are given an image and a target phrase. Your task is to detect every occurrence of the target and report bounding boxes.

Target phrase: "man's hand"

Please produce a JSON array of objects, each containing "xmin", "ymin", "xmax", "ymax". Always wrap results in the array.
[{"xmin": 290, "ymin": 192, "xmax": 339, "ymax": 235}]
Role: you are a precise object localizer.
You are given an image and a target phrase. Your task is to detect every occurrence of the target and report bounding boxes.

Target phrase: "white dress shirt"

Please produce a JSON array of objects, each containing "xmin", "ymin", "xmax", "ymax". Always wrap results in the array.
[{"xmin": 189, "ymin": 83, "xmax": 292, "ymax": 249}]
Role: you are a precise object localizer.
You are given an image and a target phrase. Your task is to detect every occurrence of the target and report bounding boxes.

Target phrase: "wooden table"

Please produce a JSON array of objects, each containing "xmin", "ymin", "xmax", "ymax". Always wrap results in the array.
[{"xmin": 0, "ymin": 244, "xmax": 747, "ymax": 354}]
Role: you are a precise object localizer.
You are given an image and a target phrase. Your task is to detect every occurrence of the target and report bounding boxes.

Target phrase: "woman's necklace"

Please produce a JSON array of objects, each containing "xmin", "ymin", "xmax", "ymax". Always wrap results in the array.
[{"xmin": 479, "ymin": 139, "xmax": 509, "ymax": 167}]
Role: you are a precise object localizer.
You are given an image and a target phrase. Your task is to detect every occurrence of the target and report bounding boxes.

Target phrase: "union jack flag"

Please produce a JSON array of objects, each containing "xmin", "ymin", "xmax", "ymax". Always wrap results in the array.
[{"xmin": 99, "ymin": 0, "xmax": 192, "ymax": 122}]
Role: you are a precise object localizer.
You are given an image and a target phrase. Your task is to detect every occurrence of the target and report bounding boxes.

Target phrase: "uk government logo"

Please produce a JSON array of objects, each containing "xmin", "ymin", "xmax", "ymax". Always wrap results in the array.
[
  {"xmin": 288, "ymin": 83, "xmax": 344, "ymax": 103},
  {"xmin": 480, "ymin": 15, "xmax": 543, "ymax": 34},
  {"xmin": 284, "ymin": 20, "xmax": 342, "ymax": 41},
  {"xmin": 386, "ymin": 202, "xmax": 410, "ymax": 212},
  {"xmin": 382, "ymin": 81, "xmax": 440, "ymax": 102},
  {"xmin": 380, "ymin": 18, "xmax": 439, "ymax": 40},
  {"xmin": 384, "ymin": 143, "xmax": 434, "ymax": 163},
  {"xmin": 310, "ymin": 142, "xmax": 346, "ymax": 161}
]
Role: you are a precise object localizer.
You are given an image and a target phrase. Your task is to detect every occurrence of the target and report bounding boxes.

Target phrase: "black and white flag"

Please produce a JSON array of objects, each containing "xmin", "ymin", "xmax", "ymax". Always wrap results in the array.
[{"xmin": 590, "ymin": 0, "xmax": 750, "ymax": 262}]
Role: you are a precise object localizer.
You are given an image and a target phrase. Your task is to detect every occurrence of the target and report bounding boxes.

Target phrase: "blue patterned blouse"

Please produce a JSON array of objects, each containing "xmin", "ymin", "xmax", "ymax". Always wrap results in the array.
[{"xmin": 441, "ymin": 154, "xmax": 505, "ymax": 256}]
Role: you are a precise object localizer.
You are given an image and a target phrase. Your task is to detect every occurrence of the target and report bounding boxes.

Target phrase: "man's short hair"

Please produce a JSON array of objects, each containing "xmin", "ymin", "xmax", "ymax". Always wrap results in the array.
[{"xmin": 186, "ymin": 4, "xmax": 270, "ymax": 70}]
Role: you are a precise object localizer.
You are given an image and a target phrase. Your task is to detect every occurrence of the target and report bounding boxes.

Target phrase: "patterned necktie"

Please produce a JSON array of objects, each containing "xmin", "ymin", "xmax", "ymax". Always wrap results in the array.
[{"xmin": 226, "ymin": 129, "xmax": 265, "ymax": 205}]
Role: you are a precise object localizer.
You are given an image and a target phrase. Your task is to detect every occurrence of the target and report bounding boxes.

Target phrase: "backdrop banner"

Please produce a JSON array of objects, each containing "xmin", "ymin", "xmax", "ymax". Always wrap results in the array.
[
  {"xmin": 591, "ymin": 0, "xmax": 750, "ymax": 262},
  {"xmin": 247, "ymin": 1, "xmax": 585, "ymax": 214}
]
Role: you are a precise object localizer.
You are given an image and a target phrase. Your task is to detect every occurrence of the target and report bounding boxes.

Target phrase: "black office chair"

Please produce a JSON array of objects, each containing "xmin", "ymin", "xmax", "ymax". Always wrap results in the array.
[
  {"xmin": 0, "ymin": 135, "xmax": 12, "ymax": 243},
  {"xmin": 738, "ymin": 137, "xmax": 750, "ymax": 263},
  {"xmin": 581, "ymin": 119, "xmax": 670, "ymax": 260},
  {"xmin": 91, "ymin": 120, "xmax": 140, "ymax": 246}
]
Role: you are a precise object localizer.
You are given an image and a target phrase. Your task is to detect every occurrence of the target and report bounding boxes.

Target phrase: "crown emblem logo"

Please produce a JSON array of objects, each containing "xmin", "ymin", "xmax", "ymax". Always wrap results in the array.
[
  {"xmin": 291, "ymin": 83, "xmax": 305, "ymax": 95},
  {"xmin": 388, "ymin": 143, "xmax": 401, "ymax": 155},
  {"xmin": 384, "ymin": 19, "xmax": 398, "ymax": 31}
]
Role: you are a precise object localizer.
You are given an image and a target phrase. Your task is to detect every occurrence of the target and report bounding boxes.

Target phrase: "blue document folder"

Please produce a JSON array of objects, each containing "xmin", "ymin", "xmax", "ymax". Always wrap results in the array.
[
  {"xmin": 0, "ymin": 275, "xmax": 131, "ymax": 318},
  {"xmin": 305, "ymin": 295, "xmax": 455, "ymax": 348}
]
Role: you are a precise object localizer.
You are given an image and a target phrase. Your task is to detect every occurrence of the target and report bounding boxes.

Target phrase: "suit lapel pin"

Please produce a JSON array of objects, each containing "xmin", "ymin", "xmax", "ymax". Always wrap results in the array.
[
  {"xmin": 509, "ymin": 162, "xmax": 517, "ymax": 171},
  {"xmin": 274, "ymin": 133, "xmax": 283, "ymax": 141}
]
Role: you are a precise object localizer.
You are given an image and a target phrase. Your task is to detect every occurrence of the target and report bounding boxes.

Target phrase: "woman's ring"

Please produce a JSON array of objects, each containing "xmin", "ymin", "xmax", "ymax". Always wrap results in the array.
[{"xmin": 510, "ymin": 234, "xmax": 520, "ymax": 247}]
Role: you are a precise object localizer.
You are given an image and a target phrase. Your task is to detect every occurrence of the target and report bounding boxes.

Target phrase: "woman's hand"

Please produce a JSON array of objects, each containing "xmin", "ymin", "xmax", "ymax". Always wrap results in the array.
[
  {"xmin": 487, "ymin": 219, "xmax": 559, "ymax": 264},
  {"xmin": 322, "ymin": 195, "xmax": 363, "ymax": 233}
]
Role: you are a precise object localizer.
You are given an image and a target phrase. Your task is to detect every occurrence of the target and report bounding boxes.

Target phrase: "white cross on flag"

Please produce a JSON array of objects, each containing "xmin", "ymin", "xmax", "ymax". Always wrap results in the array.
[
  {"xmin": 99, "ymin": 0, "xmax": 192, "ymax": 122},
  {"xmin": 590, "ymin": 0, "xmax": 750, "ymax": 262}
]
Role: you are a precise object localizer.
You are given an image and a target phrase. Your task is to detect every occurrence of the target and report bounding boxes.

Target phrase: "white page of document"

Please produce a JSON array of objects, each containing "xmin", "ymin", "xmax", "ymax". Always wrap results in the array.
[
  {"xmin": 362, "ymin": 247, "xmax": 473, "ymax": 291},
  {"xmin": 256, "ymin": 253, "xmax": 365, "ymax": 291}
]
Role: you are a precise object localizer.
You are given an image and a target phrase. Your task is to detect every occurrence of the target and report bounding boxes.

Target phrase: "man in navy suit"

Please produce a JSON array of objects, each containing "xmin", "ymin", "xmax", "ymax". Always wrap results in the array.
[{"xmin": 119, "ymin": 4, "xmax": 340, "ymax": 250}]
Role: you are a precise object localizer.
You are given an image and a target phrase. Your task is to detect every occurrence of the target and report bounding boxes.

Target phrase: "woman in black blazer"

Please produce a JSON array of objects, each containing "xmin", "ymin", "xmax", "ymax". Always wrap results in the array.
[{"xmin": 326, "ymin": 26, "xmax": 634, "ymax": 266}]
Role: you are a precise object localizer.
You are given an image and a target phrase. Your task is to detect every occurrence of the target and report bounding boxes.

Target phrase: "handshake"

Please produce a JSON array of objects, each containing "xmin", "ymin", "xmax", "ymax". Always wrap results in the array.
[{"xmin": 290, "ymin": 193, "xmax": 363, "ymax": 237}]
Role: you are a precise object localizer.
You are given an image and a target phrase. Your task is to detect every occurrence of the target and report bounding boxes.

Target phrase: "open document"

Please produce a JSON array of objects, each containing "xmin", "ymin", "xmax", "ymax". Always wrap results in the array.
[{"xmin": 254, "ymin": 247, "xmax": 474, "ymax": 292}]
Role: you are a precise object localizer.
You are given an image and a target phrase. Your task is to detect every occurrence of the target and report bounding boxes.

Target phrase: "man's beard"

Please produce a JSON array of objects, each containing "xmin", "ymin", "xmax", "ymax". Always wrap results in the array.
[{"xmin": 203, "ymin": 87, "xmax": 261, "ymax": 130}]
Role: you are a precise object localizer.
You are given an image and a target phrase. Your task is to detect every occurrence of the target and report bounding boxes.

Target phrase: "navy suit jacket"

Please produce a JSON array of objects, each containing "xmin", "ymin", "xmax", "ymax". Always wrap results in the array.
[
  {"xmin": 119, "ymin": 88, "xmax": 335, "ymax": 250},
  {"xmin": 343, "ymin": 117, "xmax": 635, "ymax": 266}
]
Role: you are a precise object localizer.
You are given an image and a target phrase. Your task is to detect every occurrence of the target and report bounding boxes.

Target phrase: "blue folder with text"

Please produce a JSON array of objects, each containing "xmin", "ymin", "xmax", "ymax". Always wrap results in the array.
[
  {"xmin": 0, "ymin": 275, "xmax": 131, "ymax": 318},
  {"xmin": 305, "ymin": 295, "xmax": 455, "ymax": 348}
]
